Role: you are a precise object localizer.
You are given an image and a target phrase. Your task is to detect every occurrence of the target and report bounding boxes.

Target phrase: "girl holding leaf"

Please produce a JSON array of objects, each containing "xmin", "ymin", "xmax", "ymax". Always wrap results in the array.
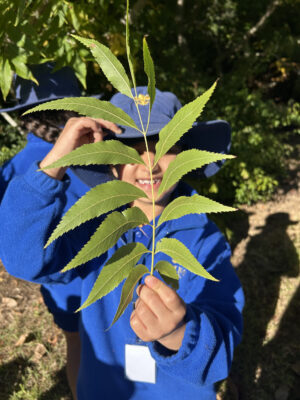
[
  {"xmin": 1, "ymin": 4, "xmax": 243, "ymax": 395},
  {"xmin": 0, "ymin": 86, "xmax": 244, "ymax": 399}
]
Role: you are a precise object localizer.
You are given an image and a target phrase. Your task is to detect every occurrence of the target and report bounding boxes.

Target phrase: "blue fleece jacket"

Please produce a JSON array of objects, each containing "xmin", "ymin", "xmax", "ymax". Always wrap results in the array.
[
  {"xmin": 0, "ymin": 133, "xmax": 87, "ymax": 331},
  {"xmin": 0, "ymin": 161, "xmax": 244, "ymax": 399}
]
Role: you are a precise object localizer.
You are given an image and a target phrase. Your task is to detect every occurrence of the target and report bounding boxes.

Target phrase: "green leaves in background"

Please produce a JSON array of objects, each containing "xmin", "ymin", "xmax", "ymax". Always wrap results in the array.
[
  {"xmin": 11, "ymin": 56, "xmax": 38, "ymax": 85},
  {"xmin": 154, "ymin": 80, "xmax": 218, "ymax": 165},
  {"xmin": 155, "ymin": 261, "xmax": 179, "ymax": 290},
  {"xmin": 143, "ymin": 37, "xmax": 156, "ymax": 110},
  {"xmin": 158, "ymin": 194, "xmax": 236, "ymax": 226},
  {"xmin": 156, "ymin": 238, "xmax": 218, "ymax": 281},
  {"xmin": 108, "ymin": 264, "xmax": 149, "ymax": 328},
  {"xmin": 158, "ymin": 149, "xmax": 235, "ymax": 196},
  {"xmin": 62, "ymin": 207, "xmax": 148, "ymax": 272},
  {"xmin": 0, "ymin": 58, "xmax": 13, "ymax": 101},
  {"xmin": 72, "ymin": 35, "xmax": 133, "ymax": 99},
  {"xmin": 78, "ymin": 242, "xmax": 149, "ymax": 311},
  {"xmin": 40, "ymin": 140, "xmax": 145, "ymax": 170},
  {"xmin": 23, "ymin": 97, "xmax": 139, "ymax": 130},
  {"xmin": 45, "ymin": 181, "xmax": 147, "ymax": 247}
]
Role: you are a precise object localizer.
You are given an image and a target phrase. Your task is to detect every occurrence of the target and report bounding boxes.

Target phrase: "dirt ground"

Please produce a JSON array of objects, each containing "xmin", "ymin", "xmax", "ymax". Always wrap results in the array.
[{"xmin": 0, "ymin": 143, "xmax": 299, "ymax": 399}]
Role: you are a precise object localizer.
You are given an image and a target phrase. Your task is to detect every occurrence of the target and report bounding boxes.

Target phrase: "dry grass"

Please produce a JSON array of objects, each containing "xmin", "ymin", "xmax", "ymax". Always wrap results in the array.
[{"xmin": 0, "ymin": 270, "xmax": 72, "ymax": 400}]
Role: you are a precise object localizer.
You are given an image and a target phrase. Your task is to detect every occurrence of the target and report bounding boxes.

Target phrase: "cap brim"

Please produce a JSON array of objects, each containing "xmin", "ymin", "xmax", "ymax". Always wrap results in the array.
[
  {"xmin": 113, "ymin": 122, "xmax": 166, "ymax": 139},
  {"xmin": 0, "ymin": 93, "xmax": 103, "ymax": 113},
  {"xmin": 183, "ymin": 120, "xmax": 231, "ymax": 178},
  {"xmin": 69, "ymin": 119, "xmax": 231, "ymax": 188},
  {"xmin": 69, "ymin": 164, "xmax": 113, "ymax": 188}
]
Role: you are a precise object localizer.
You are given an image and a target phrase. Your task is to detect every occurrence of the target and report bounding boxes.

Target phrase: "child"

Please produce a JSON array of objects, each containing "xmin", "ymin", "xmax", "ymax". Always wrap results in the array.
[
  {"xmin": 0, "ymin": 63, "xmax": 111, "ymax": 399},
  {"xmin": 0, "ymin": 86, "xmax": 244, "ymax": 400}
]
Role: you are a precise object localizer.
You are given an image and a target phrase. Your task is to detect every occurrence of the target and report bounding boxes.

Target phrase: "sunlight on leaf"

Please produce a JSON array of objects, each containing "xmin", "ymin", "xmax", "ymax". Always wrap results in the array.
[
  {"xmin": 62, "ymin": 207, "xmax": 149, "ymax": 272},
  {"xmin": 77, "ymin": 243, "xmax": 149, "ymax": 311},
  {"xmin": 143, "ymin": 37, "xmax": 156, "ymax": 110},
  {"xmin": 45, "ymin": 181, "xmax": 147, "ymax": 247},
  {"xmin": 158, "ymin": 149, "xmax": 234, "ymax": 196},
  {"xmin": 156, "ymin": 238, "xmax": 218, "ymax": 281},
  {"xmin": 23, "ymin": 97, "xmax": 138, "ymax": 129},
  {"xmin": 40, "ymin": 140, "xmax": 145, "ymax": 170},
  {"xmin": 154, "ymin": 80, "xmax": 218, "ymax": 164},
  {"xmin": 158, "ymin": 194, "xmax": 236, "ymax": 226},
  {"xmin": 72, "ymin": 35, "xmax": 133, "ymax": 98}
]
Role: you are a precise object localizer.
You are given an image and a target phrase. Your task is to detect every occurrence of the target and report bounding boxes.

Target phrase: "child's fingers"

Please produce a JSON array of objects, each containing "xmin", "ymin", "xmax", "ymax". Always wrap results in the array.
[
  {"xmin": 70, "ymin": 118, "xmax": 104, "ymax": 138},
  {"xmin": 94, "ymin": 118, "xmax": 122, "ymax": 134},
  {"xmin": 130, "ymin": 313, "xmax": 149, "ymax": 341},
  {"xmin": 144, "ymin": 275, "xmax": 184, "ymax": 313},
  {"xmin": 137, "ymin": 284, "xmax": 169, "ymax": 320},
  {"xmin": 130, "ymin": 302, "xmax": 159, "ymax": 342}
]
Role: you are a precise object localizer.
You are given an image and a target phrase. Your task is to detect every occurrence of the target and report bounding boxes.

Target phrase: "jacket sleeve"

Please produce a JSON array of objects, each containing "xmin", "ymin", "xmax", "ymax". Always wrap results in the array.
[
  {"xmin": 0, "ymin": 161, "xmax": 86, "ymax": 285},
  {"xmin": 0, "ymin": 135, "xmax": 52, "ymax": 202},
  {"xmin": 0, "ymin": 160, "xmax": 15, "ymax": 200},
  {"xmin": 148, "ymin": 218, "xmax": 244, "ymax": 386}
]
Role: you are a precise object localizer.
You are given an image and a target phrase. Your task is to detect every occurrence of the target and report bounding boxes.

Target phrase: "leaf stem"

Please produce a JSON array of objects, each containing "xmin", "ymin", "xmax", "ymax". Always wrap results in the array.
[
  {"xmin": 142, "ymin": 133, "xmax": 156, "ymax": 276},
  {"xmin": 133, "ymin": 102, "xmax": 156, "ymax": 276},
  {"xmin": 126, "ymin": 0, "xmax": 155, "ymax": 275}
]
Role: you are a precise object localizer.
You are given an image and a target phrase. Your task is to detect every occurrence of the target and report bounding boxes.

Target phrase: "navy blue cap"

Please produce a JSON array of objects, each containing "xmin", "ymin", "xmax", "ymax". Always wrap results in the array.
[
  {"xmin": 0, "ymin": 63, "xmax": 101, "ymax": 113},
  {"xmin": 109, "ymin": 87, "xmax": 231, "ymax": 178},
  {"xmin": 72, "ymin": 87, "xmax": 231, "ymax": 187},
  {"xmin": 110, "ymin": 86, "xmax": 182, "ymax": 138}
]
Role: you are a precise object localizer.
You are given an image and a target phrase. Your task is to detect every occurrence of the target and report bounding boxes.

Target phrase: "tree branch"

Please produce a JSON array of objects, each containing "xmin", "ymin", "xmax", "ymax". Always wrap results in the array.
[{"xmin": 245, "ymin": 0, "xmax": 281, "ymax": 39}]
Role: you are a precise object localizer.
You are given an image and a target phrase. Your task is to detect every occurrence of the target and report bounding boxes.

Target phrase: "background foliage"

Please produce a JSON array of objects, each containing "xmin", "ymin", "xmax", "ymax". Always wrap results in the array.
[{"xmin": 0, "ymin": 0, "xmax": 299, "ymax": 204}]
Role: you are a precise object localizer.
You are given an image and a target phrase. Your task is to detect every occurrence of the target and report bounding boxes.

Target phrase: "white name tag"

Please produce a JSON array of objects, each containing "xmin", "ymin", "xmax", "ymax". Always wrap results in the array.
[{"xmin": 125, "ymin": 344, "xmax": 156, "ymax": 384}]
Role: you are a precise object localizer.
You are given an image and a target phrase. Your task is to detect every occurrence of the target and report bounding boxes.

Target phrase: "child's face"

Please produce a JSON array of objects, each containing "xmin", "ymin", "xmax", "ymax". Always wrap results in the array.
[{"xmin": 111, "ymin": 139, "xmax": 180, "ymax": 215}]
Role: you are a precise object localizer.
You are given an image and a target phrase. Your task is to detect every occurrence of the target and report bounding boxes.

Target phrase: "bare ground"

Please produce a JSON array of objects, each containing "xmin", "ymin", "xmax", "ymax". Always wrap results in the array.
[{"xmin": 0, "ymin": 143, "xmax": 299, "ymax": 399}]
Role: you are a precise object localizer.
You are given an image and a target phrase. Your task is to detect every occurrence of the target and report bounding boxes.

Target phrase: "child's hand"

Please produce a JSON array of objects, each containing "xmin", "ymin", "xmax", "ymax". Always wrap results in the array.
[
  {"xmin": 40, "ymin": 117, "xmax": 121, "ymax": 180},
  {"xmin": 130, "ymin": 275, "xmax": 186, "ymax": 351}
]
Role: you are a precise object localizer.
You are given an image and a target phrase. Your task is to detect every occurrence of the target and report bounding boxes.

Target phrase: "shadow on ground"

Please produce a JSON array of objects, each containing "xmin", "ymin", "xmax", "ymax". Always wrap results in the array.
[
  {"xmin": 223, "ymin": 212, "xmax": 299, "ymax": 400},
  {"xmin": 38, "ymin": 367, "xmax": 72, "ymax": 400},
  {"xmin": 0, "ymin": 357, "xmax": 71, "ymax": 400},
  {"xmin": 0, "ymin": 357, "xmax": 32, "ymax": 400}
]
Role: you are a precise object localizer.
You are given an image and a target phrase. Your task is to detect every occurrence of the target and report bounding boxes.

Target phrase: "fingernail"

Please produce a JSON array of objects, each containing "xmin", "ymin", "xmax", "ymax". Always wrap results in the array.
[{"xmin": 145, "ymin": 275, "xmax": 158, "ymax": 288}]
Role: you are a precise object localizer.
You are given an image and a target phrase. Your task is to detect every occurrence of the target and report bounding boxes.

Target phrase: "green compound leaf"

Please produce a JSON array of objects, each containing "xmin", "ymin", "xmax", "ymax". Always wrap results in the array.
[
  {"xmin": 40, "ymin": 140, "xmax": 145, "ymax": 170},
  {"xmin": 154, "ymin": 80, "xmax": 218, "ymax": 165},
  {"xmin": 23, "ymin": 97, "xmax": 138, "ymax": 130},
  {"xmin": 77, "ymin": 243, "xmax": 149, "ymax": 311},
  {"xmin": 155, "ymin": 260, "xmax": 179, "ymax": 290},
  {"xmin": 158, "ymin": 194, "xmax": 236, "ymax": 226},
  {"xmin": 156, "ymin": 238, "xmax": 218, "ymax": 281},
  {"xmin": 157, "ymin": 149, "xmax": 235, "ymax": 196},
  {"xmin": 126, "ymin": 0, "xmax": 136, "ymax": 88},
  {"xmin": 108, "ymin": 264, "xmax": 149, "ymax": 329},
  {"xmin": 143, "ymin": 37, "xmax": 156, "ymax": 110},
  {"xmin": 62, "ymin": 207, "xmax": 149, "ymax": 272},
  {"xmin": 45, "ymin": 181, "xmax": 147, "ymax": 247},
  {"xmin": 72, "ymin": 35, "xmax": 133, "ymax": 99}
]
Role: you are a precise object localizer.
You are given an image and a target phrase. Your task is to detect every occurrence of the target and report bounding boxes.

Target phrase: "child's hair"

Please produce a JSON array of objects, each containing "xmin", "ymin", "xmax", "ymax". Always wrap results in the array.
[{"xmin": 19, "ymin": 110, "xmax": 77, "ymax": 143}]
